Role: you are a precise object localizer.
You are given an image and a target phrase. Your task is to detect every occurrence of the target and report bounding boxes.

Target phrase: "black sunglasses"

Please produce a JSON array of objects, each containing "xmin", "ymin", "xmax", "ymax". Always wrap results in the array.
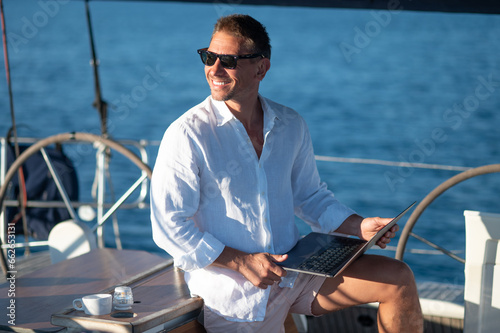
[{"xmin": 197, "ymin": 48, "xmax": 265, "ymax": 69}]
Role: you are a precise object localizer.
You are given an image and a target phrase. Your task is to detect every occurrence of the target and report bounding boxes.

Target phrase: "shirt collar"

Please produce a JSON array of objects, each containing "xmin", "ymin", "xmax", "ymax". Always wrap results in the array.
[
  {"xmin": 210, "ymin": 95, "xmax": 279, "ymax": 127},
  {"xmin": 210, "ymin": 98, "xmax": 234, "ymax": 127},
  {"xmin": 259, "ymin": 94, "xmax": 279, "ymax": 122}
]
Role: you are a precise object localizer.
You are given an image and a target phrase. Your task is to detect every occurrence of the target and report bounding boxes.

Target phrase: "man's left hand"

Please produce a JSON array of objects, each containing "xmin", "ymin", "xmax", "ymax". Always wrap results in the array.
[{"xmin": 360, "ymin": 217, "xmax": 399, "ymax": 248}]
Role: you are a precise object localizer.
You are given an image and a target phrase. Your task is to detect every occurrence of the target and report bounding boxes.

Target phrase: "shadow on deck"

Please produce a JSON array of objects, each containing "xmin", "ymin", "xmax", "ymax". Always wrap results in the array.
[{"xmin": 307, "ymin": 303, "xmax": 463, "ymax": 333}]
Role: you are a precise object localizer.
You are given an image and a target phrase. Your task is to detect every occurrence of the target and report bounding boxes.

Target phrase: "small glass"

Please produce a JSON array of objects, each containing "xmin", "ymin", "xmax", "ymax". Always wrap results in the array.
[{"xmin": 113, "ymin": 286, "xmax": 134, "ymax": 310}]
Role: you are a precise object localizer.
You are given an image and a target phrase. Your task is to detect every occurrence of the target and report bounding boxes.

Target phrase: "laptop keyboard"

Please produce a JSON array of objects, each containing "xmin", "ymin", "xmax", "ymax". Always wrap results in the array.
[{"xmin": 296, "ymin": 238, "xmax": 361, "ymax": 275}]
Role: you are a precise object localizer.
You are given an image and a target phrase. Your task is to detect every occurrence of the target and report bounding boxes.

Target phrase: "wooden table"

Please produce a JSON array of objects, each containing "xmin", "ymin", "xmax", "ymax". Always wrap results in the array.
[{"xmin": 0, "ymin": 249, "xmax": 203, "ymax": 332}]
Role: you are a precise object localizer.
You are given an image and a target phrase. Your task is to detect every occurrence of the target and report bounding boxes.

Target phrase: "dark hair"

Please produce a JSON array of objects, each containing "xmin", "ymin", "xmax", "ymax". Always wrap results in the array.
[{"xmin": 212, "ymin": 14, "xmax": 271, "ymax": 59}]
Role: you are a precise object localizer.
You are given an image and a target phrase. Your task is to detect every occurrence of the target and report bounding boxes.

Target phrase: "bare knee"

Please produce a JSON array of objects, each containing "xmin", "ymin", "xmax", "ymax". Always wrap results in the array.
[
  {"xmin": 376, "ymin": 259, "xmax": 423, "ymax": 332},
  {"xmin": 312, "ymin": 255, "xmax": 419, "ymax": 313},
  {"xmin": 379, "ymin": 259, "xmax": 419, "ymax": 301},
  {"xmin": 390, "ymin": 259, "xmax": 416, "ymax": 285},
  {"xmin": 351, "ymin": 256, "xmax": 417, "ymax": 301}
]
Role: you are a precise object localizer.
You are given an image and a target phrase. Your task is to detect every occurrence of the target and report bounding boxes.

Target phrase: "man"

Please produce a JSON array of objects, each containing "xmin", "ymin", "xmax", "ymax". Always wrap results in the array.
[{"xmin": 151, "ymin": 14, "xmax": 423, "ymax": 332}]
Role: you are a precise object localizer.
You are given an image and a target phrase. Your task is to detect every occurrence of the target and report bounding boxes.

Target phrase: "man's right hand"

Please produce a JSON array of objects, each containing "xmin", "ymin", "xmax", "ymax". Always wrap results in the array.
[{"xmin": 212, "ymin": 247, "xmax": 288, "ymax": 289}]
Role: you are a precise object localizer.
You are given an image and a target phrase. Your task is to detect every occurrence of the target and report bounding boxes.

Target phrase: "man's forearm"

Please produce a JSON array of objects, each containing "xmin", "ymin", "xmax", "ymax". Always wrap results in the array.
[
  {"xmin": 335, "ymin": 214, "xmax": 364, "ymax": 238},
  {"xmin": 212, "ymin": 246, "xmax": 247, "ymax": 271},
  {"xmin": 211, "ymin": 246, "xmax": 288, "ymax": 289}
]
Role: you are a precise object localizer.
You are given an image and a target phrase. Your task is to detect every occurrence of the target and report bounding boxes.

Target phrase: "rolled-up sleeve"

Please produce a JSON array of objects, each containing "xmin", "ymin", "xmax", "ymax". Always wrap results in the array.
[{"xmin": 150, "ymin": 121, "xmax": 225, "ymax": 271}]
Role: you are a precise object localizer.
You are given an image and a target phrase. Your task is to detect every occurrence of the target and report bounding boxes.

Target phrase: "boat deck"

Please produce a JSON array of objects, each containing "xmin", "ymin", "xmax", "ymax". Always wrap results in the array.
[
  {"xmin": 0, "ymin": 251, "xmax": 52, "ymax": 284},
  {"xmin": 0, "ymin": 249, "xmax": 204, "ymax": 332},
  {"xmin": 1, "ymin": 251, "xmax": 464, "ymax": 332},
  {"xmin": 307, "ymin": 303, "xmax": 463, "ymax": 333}
]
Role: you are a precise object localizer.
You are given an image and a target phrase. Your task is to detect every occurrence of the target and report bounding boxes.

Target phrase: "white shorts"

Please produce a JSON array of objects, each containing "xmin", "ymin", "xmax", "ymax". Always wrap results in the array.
[{"xmin": 201, "ymin": 273, "xmax": 326, "ymax": 333}]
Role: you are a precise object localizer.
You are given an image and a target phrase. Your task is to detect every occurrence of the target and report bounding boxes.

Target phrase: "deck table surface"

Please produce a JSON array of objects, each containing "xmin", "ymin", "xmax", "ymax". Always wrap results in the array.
[{"xmin": 0, "ymin": 249, "xmax": 202, "ymax": 332}]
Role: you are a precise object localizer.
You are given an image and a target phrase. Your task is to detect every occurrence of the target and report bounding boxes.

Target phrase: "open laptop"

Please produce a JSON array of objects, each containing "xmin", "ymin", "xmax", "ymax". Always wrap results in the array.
[{"xmin": 279, "ymin": 202, "xmax": 416, "ymax": 278}]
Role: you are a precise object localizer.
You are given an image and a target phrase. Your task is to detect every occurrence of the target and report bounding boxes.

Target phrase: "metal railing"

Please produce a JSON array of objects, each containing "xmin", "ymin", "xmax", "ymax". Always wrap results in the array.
[{"xmin": 0, "ymin": 135, "xmax": 155, "ymax": 253}]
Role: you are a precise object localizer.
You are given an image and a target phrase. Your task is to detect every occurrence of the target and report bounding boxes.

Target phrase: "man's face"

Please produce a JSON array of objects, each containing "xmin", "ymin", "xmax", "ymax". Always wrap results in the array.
[{"xmin": 205, "ymin": 31, "xmax": 265, "ymax": 103}]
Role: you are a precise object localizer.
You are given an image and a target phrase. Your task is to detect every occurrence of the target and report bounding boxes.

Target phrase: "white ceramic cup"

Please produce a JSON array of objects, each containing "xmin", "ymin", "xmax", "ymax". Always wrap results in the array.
[{"xmin": 73, "ymin": 294, "xmax": 112, "ymax": 315}]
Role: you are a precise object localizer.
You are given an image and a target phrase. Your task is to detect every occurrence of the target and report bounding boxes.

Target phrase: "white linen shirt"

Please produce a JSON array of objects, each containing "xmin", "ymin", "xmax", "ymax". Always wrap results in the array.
[{"xmin": 150, "ymin": 95, "xmax": 355, "ymax": 322}]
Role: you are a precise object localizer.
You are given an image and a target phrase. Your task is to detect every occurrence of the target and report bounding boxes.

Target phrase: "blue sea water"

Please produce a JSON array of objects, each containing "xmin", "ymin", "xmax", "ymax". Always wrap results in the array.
[{"xmin": 1, "ymin": 1, "xmax": 500, "ymax": 287}]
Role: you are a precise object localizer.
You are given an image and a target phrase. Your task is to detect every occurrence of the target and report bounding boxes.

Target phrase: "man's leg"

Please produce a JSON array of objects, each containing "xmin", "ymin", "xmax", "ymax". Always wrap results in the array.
[{"xmin": 312, "ymin": 254, "xmax": 423, "ymax": 333}]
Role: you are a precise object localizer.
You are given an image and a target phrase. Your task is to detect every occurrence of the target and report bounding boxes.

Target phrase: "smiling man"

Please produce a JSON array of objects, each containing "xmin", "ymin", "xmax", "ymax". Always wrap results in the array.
[{"xmin": 150, "ymin": 14, "xmax": 423, "ymax": 333}]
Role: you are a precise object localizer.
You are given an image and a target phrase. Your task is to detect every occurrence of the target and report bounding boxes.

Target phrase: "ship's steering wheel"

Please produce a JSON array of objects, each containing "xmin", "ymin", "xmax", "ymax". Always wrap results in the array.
[
  {"xmin": 395, "ymin": 164, "xmax": 500, "ymax": 261},
  {"xmin": 0, "ymin": 132, "xmax": 152, "ymax": 272}
]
